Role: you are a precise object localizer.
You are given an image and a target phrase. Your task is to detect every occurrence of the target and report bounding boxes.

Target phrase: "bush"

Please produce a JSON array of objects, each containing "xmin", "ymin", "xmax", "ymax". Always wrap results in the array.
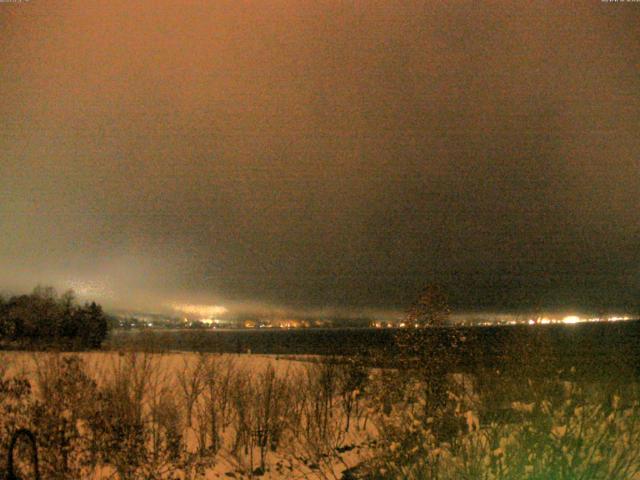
[{"xmin": 366, "ymin": 358, "xmax": 640, "ymax": 480}]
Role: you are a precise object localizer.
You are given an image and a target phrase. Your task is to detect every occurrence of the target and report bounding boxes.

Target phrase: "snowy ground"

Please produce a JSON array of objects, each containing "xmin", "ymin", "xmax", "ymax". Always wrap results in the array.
[{"xmin": 1, "ymin": 351, "xmax": 379, "ymax": 479}]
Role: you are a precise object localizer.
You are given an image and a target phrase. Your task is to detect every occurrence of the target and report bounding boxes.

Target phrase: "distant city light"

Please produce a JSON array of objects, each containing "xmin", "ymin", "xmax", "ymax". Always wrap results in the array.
[
  {"xmin": 562, "ymin": 316, "xmax": 580, "ymax": 324},
  {"xmin": 455, "ymin": 313, "xmax": 635, "ymax": 328}
]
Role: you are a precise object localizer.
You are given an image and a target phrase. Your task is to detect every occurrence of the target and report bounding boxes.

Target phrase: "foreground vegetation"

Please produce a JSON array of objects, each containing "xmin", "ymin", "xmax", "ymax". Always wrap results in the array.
[{"xmin": 0, "ymin": 346, "xmax": 637, "ymax": 480}]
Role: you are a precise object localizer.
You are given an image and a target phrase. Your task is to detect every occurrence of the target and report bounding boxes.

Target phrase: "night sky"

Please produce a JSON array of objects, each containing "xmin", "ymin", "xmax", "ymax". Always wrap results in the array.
[{"xmin": 1, "ymin": 1, "xmax": 639, "ymax": 318}]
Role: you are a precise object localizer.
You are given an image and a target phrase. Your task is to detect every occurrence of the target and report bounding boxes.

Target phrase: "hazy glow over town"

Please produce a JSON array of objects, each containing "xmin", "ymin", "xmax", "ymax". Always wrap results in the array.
[{"xmin": 170, "ymin": 303, "xmax": 228, "ymax": 318}]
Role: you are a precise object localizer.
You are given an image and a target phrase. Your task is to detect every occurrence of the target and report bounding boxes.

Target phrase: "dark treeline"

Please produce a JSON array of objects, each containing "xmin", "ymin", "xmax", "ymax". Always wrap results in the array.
[{"xmin": 0, "ymin": 286, "xmax": 109, "ymax": 349}]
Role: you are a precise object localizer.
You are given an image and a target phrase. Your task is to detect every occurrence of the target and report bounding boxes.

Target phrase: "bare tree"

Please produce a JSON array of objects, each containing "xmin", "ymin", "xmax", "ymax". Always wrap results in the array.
[
  {"xmin": 395, "ymin": 284, "xmax": 464, "ymax": 441},
  {"xmin": 176, "ymin": 354, "xmax": 206, "ymax": 428},
  {"xmin": 336, "ymin": 356, "xmax": 367, "ymax": 433}
]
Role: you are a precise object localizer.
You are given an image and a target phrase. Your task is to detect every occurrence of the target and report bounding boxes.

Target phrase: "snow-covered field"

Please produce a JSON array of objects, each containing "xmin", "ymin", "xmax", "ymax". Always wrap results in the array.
[
  {"xmin": 0, "ymin": 351, "xmax": 379, "ymax": 479},
  {"xmin": 1, "ymin": 350, "xmax": 639, "ymax": 479}
]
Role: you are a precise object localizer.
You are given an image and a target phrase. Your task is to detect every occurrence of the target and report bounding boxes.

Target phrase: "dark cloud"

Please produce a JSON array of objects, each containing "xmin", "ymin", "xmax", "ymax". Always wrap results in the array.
[{"xmin": 1, "ymin": 1, "xmax": 639, "ymax": 315}]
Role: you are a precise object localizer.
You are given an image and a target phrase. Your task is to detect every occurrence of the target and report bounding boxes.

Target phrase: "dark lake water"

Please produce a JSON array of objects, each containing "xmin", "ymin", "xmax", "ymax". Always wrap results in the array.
[{"xmin": 106, "ymin": 320, "xmax": 640, "ymax": 379}]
